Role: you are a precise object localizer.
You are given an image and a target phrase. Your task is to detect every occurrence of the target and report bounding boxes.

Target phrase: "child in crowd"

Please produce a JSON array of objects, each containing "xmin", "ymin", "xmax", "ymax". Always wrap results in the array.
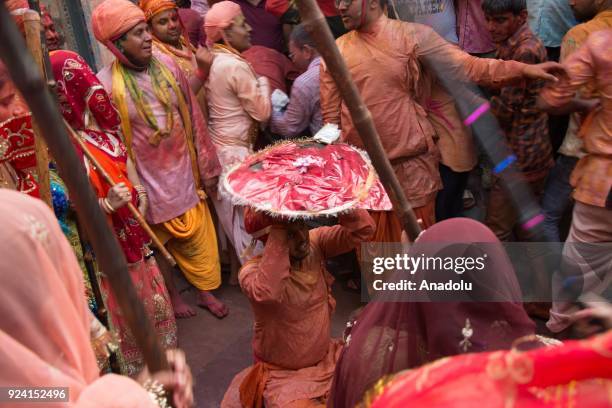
[{"xmin": 482, "ymin": 0, "xmax": 554, "ymax": 242}]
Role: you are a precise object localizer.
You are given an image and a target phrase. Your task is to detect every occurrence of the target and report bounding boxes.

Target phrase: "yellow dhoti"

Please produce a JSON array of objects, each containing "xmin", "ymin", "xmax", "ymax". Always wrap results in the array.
[{"xmin": 154, "ymin": 200, "xmax": 221, "ymax": 291}]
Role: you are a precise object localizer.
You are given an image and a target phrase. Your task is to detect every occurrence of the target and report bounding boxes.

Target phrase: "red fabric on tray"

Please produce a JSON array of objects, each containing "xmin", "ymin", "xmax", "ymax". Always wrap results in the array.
[{"xmin": 224, "ymin": 141, "xmax": 391, "ymax": 216}]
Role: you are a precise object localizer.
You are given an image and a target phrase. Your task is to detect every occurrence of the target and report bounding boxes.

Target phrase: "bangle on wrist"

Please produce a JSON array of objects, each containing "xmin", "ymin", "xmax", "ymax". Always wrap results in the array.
[
  {"xmin": 134, "ymin": 185, "xmax": 148, "ymax": 205},
  {"xmin": 142, "ymin": 379, "xmax": 169, "ymax": 408},
  {"xmin": 138, "ymin": 196, "xmax": 148, "ymax": 210},
  {"xmin": 99, "ymin": 198, "xmax": 110, "ymax": 214},
  {"xmin": 101, "ymin": 197, "xmax": 115, "ymax": 213}
]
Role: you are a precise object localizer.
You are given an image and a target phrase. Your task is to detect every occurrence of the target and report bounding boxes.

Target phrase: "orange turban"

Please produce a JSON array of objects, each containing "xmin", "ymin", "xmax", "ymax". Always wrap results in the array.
[
  {"xmin": 7, "ymin": 2, "xmax": 53, "ymax": 22},
  {"xmin": 6, "ymin": 0, "xmax": 29, "ymax": 34},
  {"xmin": 6, "ymin": 1, "xmax": 50, "ymax": 16},
  {"xmin": 139, "ymin": 0, "xmax": 177, "ymax": 22},
  {"xmin": 91, "ymin": 0, "xmax": 146, "ymax": 44},
  {"xmin": 204, "ymin": 1, "xmax": 242, "ymax": 45},
  {"xmin": 5, "ymin": 0, "xmax": 28, "ymax": 12}
]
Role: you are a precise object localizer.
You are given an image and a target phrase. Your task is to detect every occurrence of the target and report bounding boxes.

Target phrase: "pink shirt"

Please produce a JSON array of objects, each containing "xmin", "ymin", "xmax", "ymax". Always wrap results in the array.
[
  {"xmin": 456, "ymin": 0, "xmax": 495, "ymax": 54},
  {"xmin": 206, "ymin": 50, "xmax": 271, "ymax": 168},
  {"xmin": 97, "ymin": 54, "xmax": 220, "ymax": 224}
]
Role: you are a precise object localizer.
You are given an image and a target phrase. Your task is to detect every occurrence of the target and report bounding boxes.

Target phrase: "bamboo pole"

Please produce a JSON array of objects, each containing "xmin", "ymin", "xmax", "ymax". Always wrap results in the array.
[
  {"xmin": 26, "ymin": 0, "xmax": 56, "ymax": 93},
  {"xmin": 22, "ymin": 1, "xmax": 114, "ymax": 350},
  {"xmin": 65, "ymin": 120, "xmax": 178, "ymax": 267},
  {"xmin": 22, "ymin": 10, "xmax": 52, "ymax": 208},
  {"xmin": 0, "ymin": 1, "xmax": 170, "ymax": 375},
  {"xmin": 295, "ymin": 0, "xmax": 422, "ymax": 240}
]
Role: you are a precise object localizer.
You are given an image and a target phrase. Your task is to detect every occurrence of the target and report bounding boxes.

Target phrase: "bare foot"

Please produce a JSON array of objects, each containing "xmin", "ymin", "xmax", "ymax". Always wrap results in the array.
[
  {"xmin": 171, "ymin": 293, "xmax": 196, "ymax": 319},
  {"xmin": 197, "ymin": 291, "xmax": 229, "ymax": 319}
]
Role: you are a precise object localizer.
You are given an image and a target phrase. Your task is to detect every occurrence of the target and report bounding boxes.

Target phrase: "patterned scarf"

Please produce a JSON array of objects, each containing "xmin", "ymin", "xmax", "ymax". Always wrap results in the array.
[
  {"xmin": 111, "ymin": 57, "xmax": 201, "ymax": 186},
  {"xmin": 153, "ymin": 37, "xmax": 196, "ymax": 76}
]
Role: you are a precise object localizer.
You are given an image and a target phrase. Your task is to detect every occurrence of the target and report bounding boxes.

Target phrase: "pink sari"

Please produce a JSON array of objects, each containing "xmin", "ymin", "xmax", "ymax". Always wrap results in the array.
[{"xmin": 0, "ymin": 189, "xmax": 155, "ymax": 407}]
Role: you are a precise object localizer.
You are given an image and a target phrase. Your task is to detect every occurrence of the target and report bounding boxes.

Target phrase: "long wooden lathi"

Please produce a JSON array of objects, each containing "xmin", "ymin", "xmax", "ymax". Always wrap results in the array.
[
  {"xmin": 0, "ymin": 1, "xmax": 170, "ymax": 375},
  {"xmin": 295, "ymin": 0, "xmax": 422, "ymax": 240},
  {"xmin": 22, "ymin": 3, "xmax": 111, "ymax": 335},
  {"xmin": 65, "ymin": 120, "xmax": 177, "ymax": 267},
  {"xmin": 22, "ymin": 10, "xmax": 52, "ymax": 208}
]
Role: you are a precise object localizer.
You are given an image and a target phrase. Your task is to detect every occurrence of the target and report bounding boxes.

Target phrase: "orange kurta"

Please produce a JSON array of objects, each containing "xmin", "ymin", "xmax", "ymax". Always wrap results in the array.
[
  {"xmin": 320, "ymin": 17, "xmax": 528, "ymax": 208},
  {"xmin": 541, "ymin": 29, "xmax": 612, "ymax": 209},
  {"xmin": 222, "ymin": 210, "xmax": 375, "ymax": 407}
]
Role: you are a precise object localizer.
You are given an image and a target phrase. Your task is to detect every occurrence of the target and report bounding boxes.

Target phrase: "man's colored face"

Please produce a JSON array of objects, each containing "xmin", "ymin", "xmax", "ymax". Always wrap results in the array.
[
  {"xmin": 287, "ymin": 222, "xmax": 310, "ymax": 261},
  {"xmin": 42, "ymin": 11, "xmax": 62, "ymax": 51},
  {"xmin": 484, "ymin": 11, "xmax": 524, "ymax": 44},
  {"xmin": 119, "ymin": 21, "xmax": 153, "ymax": 67},
  {"xmin": 224, "ymin": 14, "xmax": 252, "ymax": 52},
  {"xmin": 337, "ymin": 0, "xmax": 363, "ymax": 31},
  {"xmin": 288, "ymin": 40, "xmax": 311, "ymax": 72},
  {"xmin": 0, "ymin": 63, "xmax": 28, "ymax": 122},
  {"xmin": 568, "ymin": 0, "xmax": 597, "ymax": 22},
  {"xmin": 150, "ymin": 8, "xmax": 182, "ymax": 46}
]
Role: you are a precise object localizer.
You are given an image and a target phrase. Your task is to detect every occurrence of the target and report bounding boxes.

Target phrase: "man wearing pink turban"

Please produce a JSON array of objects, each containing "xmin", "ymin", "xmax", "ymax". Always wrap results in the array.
[
  {"xmin": 92, "ymin": 0, "xmax": 229, "ymax": 319},
  {"xmin": 203, "ymin": 0, "xmax": 242, "ymax": 45},
  {"xmin": 203, "ymin": 1, "xmax": 271, "ymax": 265}
]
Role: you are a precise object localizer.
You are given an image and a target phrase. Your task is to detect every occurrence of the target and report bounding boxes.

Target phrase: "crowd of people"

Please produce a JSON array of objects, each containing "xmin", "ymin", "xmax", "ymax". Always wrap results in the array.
[{"xmin": 0, "ymin": 0, "xmax": 610, "ymax": 406}]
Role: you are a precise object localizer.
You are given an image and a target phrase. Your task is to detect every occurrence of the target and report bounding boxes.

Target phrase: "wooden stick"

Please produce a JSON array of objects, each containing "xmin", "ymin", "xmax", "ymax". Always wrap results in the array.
[
  {"xmin": 0, "ymin": 1, "xmax": 170, "ymax": 375},
  {"xmin": 65, "ymin": 120, "xmax": 178, "ymax": 267},
  {"xmin": 295, "ymin": 0, "xmax": 422, "ymax": 240},
  {"xmin": 22, "ymin": 3, "xmax": 115, "ymax": 350},
  {"xmin": 74, "ymin": 219, "xmax": 109, "ymax": 324},
  {"xmin": 22, "ymin": 10, "xmax": 52, "ymax": 209},
  {"xmin": 22, "ymin": 4, "xmax": 114, "ymax": 335},
  {"xmin": 26, "ymin": 0, "xmax": 57, "ymax": 94}
]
